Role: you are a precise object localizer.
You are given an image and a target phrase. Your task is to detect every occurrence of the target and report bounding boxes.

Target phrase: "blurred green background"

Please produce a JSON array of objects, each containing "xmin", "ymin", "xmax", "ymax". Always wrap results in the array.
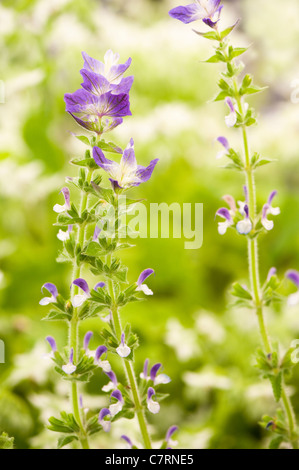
[{"xmin": 1, "ymin": 0, "xmax": 299, "ymax": 449}]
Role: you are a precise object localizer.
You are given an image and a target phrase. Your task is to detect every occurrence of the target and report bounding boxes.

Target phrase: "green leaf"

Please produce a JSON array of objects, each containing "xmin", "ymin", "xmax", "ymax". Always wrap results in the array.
[
  {"xmin": 269, "ymin": 436, "xmax": 283, "ymax": 449},
  {"xmin": 229, "ymin": 47, "xmax": 248, "ymax": 59},
  {"xmin": 255, "ymin": 159, "xmax": 275, "ymax": 167},
  {"xmin": 75, "ymin": 135, "xmax": 90, "ymax": 146},
  {"xmin": 205, "ymin": 54, "xmax": 224, "ymax": 63},
  {"xmin": 220, "ymin": 20, "xmax": 239, "ymax": 39},
  {"xmin": 270, "ymin": 373, "xmax": 282, "ymax": 402},
  {"xmin": 192, "ymin": 29, "xmax": 218, "ymax": 41},
  {"xmin": 0, "ymin": 432, "xmax": 14, "ymax": 449},
  {"xmin": 96, "ymin": 140, "xmax": 122, "ymax": 154},
  {"xmin": 231, "ymin": 282, "xmax": 252, "ymax": 300},
  {"xmin": 57, "ymin": 435, "xmax": 78, "ymax": 449}
]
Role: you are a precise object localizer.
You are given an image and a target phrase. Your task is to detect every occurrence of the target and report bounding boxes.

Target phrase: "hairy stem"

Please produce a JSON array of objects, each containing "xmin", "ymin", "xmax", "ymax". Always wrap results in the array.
[
  {"xmin": 69, "ymin": 169, "xmax": 93, "ymax": 449},
  {"xmin": 235, "ymin": 87, "xmax": 297, "ymax": 446},
  {"xmin": 107, "ymin": 257, "xmax": 152, "ymax": 449}
]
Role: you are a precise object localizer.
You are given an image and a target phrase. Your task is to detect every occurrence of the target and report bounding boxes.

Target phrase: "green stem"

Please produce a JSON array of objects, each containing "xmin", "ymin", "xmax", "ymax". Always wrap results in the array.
[
  {"xmin": 69, "ymin": 169, "xmax": 93, "ymax": 449},
  {"xmin": 235, "ymin": 84, "xmax": 297, "ymax": 445},
  {"xmin": 107, "ymin": 256, "xmax": 152, "ymax": 449}
]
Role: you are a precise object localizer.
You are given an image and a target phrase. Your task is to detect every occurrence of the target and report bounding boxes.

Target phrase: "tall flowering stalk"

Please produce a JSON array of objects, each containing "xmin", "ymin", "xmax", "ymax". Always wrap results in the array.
[
  {"xmin": 40, "ymin": 50, "xmax": 175, "ymax": 449},
  {"xmin": 170, "ymin": 0, "xmax": 298, "ymax": 449}
]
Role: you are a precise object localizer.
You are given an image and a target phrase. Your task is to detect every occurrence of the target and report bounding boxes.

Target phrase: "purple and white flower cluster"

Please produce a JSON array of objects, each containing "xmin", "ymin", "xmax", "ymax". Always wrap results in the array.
[{"xmin": 64, "ymin": 50, "xmax": 133, "ymax": 135}]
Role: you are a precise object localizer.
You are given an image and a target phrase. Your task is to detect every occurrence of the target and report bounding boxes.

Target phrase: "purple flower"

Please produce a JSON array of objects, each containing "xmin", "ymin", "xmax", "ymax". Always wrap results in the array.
[
  {"xmin": 62, "ymin": 348, "xmax": 76, "ymax": 375},
  {"xmin": 216, "ymin": 136, "xmax": 230, "ymax": 160},
  {"xmin": 236, "ymin": 204, "xmax": 252, "ymax": 235},
  {"xmin": 267, "ymin": 267, "xmax": 277, "ymax": 282},
  {"xmin": 64, "ymin": 89, "xmax": 131, "ymax": 134},
  {"xmin": 262, "ymin": 191, "xmax": 280, "ymax": 231},
  {"xmin": 121, "ymin": 435, "xmax": 134, "ymax": 449},
  {"xmin": 102, "ymin": 370, "xmax": 118, "ymax": 392},
  {"xmin": 98, "ymin": 408, "xmax": 111, "ymax": 432},
  {"xmin": 71, "ymin": 278, "xmax": 105, "ymax": 307},
  {"xmin": 95, "ymin": 345, "xmax": 111, "ymax": 372},
  {"xmin": 46, "ymin": 336, "xmax": 57, "ymax": 358},
  {"xmin": 81, "ymin": 69, "xmax": 134, "ymax": 97},
  {"xmin": 147, "ymin": 387, "xmax": 160, "ymax": 414},
  {"xmin": 165, "ymin": 425, "xmax": 179, "ymax": 448},
  {"xmin": 136, "ymin": 268, "xmax": 155, "ymax": 295},
  {"xmin": 39, "ymin": 283, "xmax": 58, "ymax": 306},
  {"xmin": 286, "ymin": 270, "xmax": 299, "ymax": 306},
  {"xmin": 83, "ymin": 331, "xmax": 93, "ymax": 352},
  {"xmin": 109, "ymin": 389, "xmax": 124, "ymax": 416},
  {"xmin": 116, "ymin": 333, "xmax": 131, "ymax": 358},
  {"xmin": 82, "ymin": 51, "xmax": 132, "ymax": 86},
  {"xmin": 93, "ymin": 225, "xmax": 102, "ymax": 241},
  {"xmin": 215, "ymin": 207, "xmax": 233, "ymax": 235},
  {"xmin": 169, "ymin": 0, "xmax": 223, "ymax": 27},
  {"xmin": 150, "ymin": 363, "xmax": 171, "ymax": 386},
  {"xmin": 93, "ymin": 138, "xmax": 159, "ymax": 190},
  {"xmin": 140, "ymin": 358, "xmax": 149, "ymax": 380},
  {"xmin": 53, "ymin": 187, "xmax": 71, "ymax": 214},
  {"xmin": 225, "ymin": 97, "xmax": 237, "ymax": 127},
  {"xmin": 238, "ymin": 186, "xmax": 249, "ymax": 216}
]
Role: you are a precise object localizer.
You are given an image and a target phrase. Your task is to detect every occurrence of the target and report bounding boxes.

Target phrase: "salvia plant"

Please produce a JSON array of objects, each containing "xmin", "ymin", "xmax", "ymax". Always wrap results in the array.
[
  {"xmin": 169, "ymin": 0, "xmax": 299, "ymax": 449},
  {"xmin": 40, "ymin": 50, "xmax": 177, "ymax": 449}
]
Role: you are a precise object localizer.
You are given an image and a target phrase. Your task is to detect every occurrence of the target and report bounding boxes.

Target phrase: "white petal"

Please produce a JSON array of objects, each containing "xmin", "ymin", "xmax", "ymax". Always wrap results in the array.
[
  {"xmin": 101, "ymin": 420, "xmax": 111, "ymax": 433},
  {"xmin": 57, "ymin": 229, "xmax": 70, "ymax": 241},
  {"xmin": 147, "ymin": 398, "xmax": 160, "ymax": 414},
  {"xmin": 116, "ymin": 343, "xmax": 131, "ymax": 358},
  {"xmin": 102, "ymin": 382, "xmax": 115, "ymax": 393},
  {"xmin": 39, "ymin": 296, "xmax": 54, "ymax": 306},
  {"xmin": 109, "ymin": 402, "xmax": 123, "ymax": 417},
  {"xmin": 62, "ymin": 364, "xmax": 76, "ymax": 375},
  {"xmin": 288, "ymin": 292, "xmax": 299, "ymax": 307},
  {"xmin": 269, "ymin": 206, "xmax": 280, "ymax": 216},
  {"xmin": 261, "ymin": 218, "xmax": 274, "ymax": 231},
  {"xmin": 238, "ymin": 201, "xmax": 246, "ymax": 216},
  {"xmin": 73, "ymin": 294, "xmax": 88, "ymax": 308},
  {"xmin": 136, "ymin": 284, "xmax": 153, "ymax": 296},
  {"xmin": 225, "ymin": 112, "xmax": 237, "ymax": 128},
  {"xmin": 154, "ymin": 374, "xmax": 171, "ymax": 385},
  {"xmin": 236, "ymin": 219, "xmax": 252, "ymax": 235},
  {"xmin": 99, "ymin": 360, "xmax": 112, "ymax": 373},
  {"xmin": 53, "ymin": 203, "xmax": 66, "ymax": 213},
  {"xmin": 218, "ymin": 221, "xmax": 228, "ymax": 235}
]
